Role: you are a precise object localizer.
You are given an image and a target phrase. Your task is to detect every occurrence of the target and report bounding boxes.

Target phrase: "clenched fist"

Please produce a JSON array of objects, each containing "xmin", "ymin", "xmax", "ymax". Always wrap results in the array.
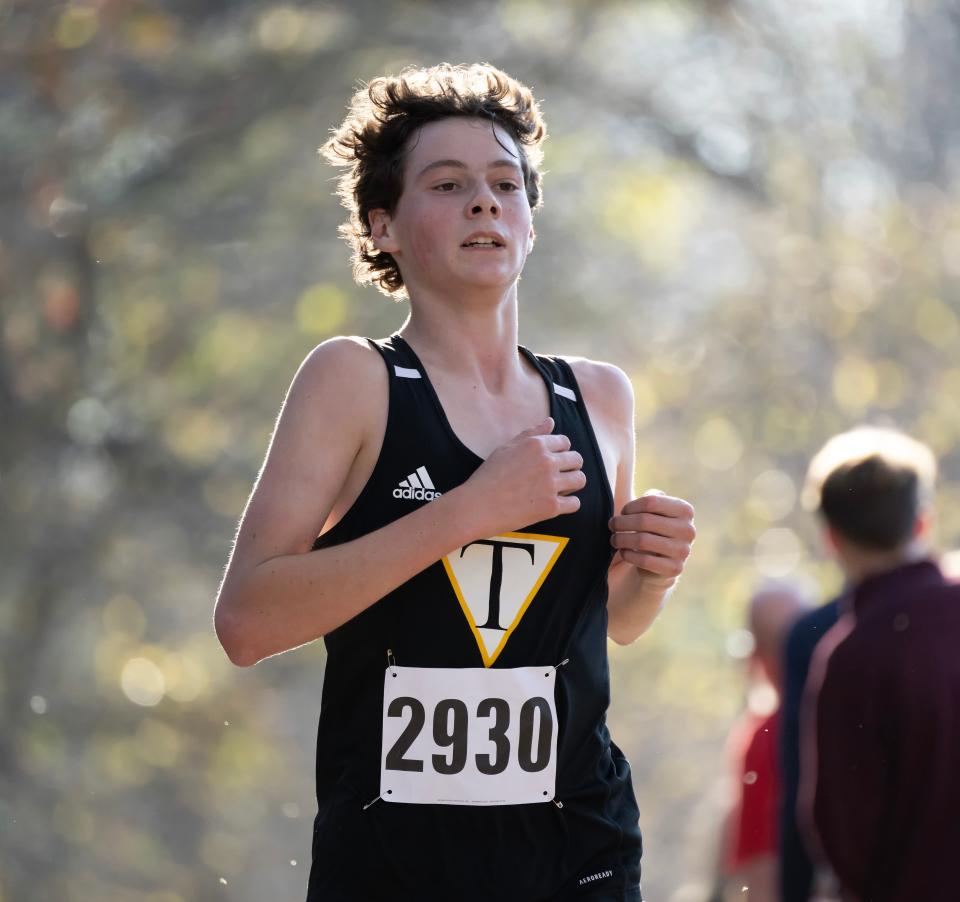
[
  {"xmin": 462, "ymin": 417, "xmax": 585, "ymax": 538},
  {"xmin": 608, "ymin": 491, "xmax": 696, "ymax": 581}
]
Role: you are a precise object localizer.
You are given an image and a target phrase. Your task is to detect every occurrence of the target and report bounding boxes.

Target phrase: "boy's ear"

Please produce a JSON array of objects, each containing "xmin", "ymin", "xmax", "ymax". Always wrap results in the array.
[
  {"xmin": 526, "ymin": 224, "xmax": 536, "ymax": 255},
  {"xmin": 369, "ymin": 209, "xmax": 400, "ymax": 254}
]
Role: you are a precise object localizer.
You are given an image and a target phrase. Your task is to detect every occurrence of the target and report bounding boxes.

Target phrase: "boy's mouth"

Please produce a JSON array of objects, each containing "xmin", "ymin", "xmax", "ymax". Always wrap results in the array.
[{"xmin": 461, "ymin": 233, "xmax": 505, "ymax": 248}]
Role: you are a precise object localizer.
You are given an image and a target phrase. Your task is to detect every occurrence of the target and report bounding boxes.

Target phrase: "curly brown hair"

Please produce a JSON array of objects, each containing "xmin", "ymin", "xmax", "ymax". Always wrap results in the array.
[{"xmin": 319, "ymin": 63, "xmax": 547, "ymax": 298}]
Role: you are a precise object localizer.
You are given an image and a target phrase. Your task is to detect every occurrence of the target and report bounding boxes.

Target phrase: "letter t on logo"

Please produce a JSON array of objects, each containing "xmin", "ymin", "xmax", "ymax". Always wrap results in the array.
[
  {"xmin": 460, "ymin": 539, "xmax": 536, "ymax": 631},
  {"xmin": 442, "ymin": 531, "xmax": 568, "ymax": 666}
]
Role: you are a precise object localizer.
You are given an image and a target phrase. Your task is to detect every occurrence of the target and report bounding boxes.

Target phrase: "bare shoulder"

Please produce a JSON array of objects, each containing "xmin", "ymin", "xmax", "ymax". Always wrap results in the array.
[
  {"xmin": 562, "ymin": 356, "xmax": 634, "ymax": 505},
  {"xmin": 276, "ymin": 334, "xmax": 387, "ymax": 450},
  {"xmin": 563, "ymin": 356, "xmax": 634, "ymax": 432},
  {"xmin": 277, "ymin": 333, "xmax": 388, "ymax": 476},
  {"xmin": 297, "ymin": 334, "xmax": 385, "ymax": 393},
  {"xmin": 220, "ymin": 336, "xmax": 386, "ymax": 583}
]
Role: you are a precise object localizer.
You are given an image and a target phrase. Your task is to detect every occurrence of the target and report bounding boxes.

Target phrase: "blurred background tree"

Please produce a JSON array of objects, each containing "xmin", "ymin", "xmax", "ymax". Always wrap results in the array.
[{"xmin": 2, "ymin": 1, "xmax": 958, "ymax": 899}]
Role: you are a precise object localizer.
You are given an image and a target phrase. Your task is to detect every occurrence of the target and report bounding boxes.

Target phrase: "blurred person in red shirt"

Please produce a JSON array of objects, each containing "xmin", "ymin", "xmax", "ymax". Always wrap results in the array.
[
  {"xmin": 797, "ymin": 426, "xmax": 960, "ymax": 902},
  {"xmin": 717, "ymin": 582, "xmax": 812, "ymax": 901}
]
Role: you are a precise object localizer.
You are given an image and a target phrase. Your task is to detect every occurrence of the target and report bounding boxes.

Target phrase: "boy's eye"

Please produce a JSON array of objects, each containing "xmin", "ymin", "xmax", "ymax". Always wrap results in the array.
[
  {"xmin": 434, "ymin": 182, "xmax": 458, "ymax": 192},
  {"xmin": 497, "ymin": 181, "xmax": 520, "ymax": 192}
]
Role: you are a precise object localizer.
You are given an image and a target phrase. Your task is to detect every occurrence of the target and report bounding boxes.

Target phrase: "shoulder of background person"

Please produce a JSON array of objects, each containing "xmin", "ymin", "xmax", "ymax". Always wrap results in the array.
[{"xmin": 850, "ymin": 567, "xmax": 960, "ymax": 642}]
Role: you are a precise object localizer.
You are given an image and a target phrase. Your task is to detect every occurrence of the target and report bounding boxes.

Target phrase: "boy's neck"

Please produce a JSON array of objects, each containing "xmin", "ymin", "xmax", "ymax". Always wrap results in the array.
[{"xmin": 399, "ymin": 286, "xmax": 528, "ymax": 391}]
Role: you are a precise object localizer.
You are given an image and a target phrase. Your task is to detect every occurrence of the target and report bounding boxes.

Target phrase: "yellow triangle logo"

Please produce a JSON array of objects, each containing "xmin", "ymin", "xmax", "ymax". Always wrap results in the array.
[{"xmin": 442, "ymin": 531, "xmax": 568, "ymax": 667}]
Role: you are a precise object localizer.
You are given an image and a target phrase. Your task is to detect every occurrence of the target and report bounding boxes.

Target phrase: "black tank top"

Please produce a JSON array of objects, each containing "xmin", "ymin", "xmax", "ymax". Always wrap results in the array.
[{"xmin": 306, "ymin": 335, "xmax": 642, "ymax": 902}]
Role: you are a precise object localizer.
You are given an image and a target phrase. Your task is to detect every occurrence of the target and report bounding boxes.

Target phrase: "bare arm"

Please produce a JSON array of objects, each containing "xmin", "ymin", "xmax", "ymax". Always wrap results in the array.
[
  {"xmin": 572, "ymin": 360, "xmax": 695, "ymax": 645},
  {"xmin": 213, "ymin": 339, "xmax": 584, "ymax": 666},
  {"xmin": 606, "ymin": 489, "xmax": 694, "ymax": 644}
]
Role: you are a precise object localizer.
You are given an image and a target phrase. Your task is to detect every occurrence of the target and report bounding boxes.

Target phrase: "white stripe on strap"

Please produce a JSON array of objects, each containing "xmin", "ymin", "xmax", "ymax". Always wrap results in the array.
[
  {"xmin": 553, "ymin": 383, "xmax": 577, "ymax": 402},
  {"xmin": 394, "ymin": 365, "xmax": 421, "ymax": 379}
]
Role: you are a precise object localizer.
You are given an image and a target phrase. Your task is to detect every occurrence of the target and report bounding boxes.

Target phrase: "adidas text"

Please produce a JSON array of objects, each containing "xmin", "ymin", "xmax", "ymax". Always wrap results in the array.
[{"xmin": 392, "ymin": 486, "xmax": 442, "ymax": 501}]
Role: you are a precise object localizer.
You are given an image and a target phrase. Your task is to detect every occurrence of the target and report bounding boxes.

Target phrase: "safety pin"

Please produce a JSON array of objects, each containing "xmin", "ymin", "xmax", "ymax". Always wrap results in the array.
[
  {"xmin": 386, "ymin": 648, "xmax": 397, "ymax": 676},
  {"xmin": 362, "ymin": 795, "xmax": 382, "ymax": 811}
]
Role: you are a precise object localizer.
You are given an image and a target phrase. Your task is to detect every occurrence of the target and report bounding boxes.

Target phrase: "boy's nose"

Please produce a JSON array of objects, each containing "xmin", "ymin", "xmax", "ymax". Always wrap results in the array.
[{"xmin": 468, "ymin": 184, "xmax": 501, "ymax": 217}]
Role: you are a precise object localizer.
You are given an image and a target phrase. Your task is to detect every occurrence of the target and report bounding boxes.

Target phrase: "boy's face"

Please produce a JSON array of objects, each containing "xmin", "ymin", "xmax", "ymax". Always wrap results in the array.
[{"xmin": 369, "ymin": 117, "xmax": 535, "ymax": 297}]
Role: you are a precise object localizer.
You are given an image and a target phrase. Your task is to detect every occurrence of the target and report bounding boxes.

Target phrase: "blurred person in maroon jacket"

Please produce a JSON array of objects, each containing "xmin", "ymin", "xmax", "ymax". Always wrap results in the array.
[{"xmin": 797, "ymin": 426, "xmax": 960, "ymax": 902}]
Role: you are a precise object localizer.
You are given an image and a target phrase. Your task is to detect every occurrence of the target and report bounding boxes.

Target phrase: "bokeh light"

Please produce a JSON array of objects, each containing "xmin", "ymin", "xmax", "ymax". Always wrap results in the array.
[{"xmin": 121, "ymin": 657, "xmax": 166, "ymax": 707}]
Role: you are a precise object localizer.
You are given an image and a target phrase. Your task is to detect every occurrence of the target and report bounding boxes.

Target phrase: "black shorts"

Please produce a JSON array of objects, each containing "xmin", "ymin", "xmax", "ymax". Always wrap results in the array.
[
  {"xmin": 544, "ymin": 886, "xmax": 642, "ymax": 902},
  {"xmin": 539, "ymin": 867, "xmax": 642, "ymax": 902},
  {"xmin": 307, "ymin": 862, "xmax": 642, "ymax": 902}
]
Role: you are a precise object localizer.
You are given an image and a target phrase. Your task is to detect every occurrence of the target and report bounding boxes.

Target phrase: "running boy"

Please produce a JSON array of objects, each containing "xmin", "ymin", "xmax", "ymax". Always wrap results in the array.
[{"xmin": 214, "ymin": 63, "xmax": 696, "ymax": 902}]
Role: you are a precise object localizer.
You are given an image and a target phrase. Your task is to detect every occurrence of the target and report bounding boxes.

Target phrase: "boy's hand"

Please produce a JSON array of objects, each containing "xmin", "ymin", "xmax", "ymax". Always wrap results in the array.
[
  {"xmin": 462, "ymin": 417, "xmax": 585, "ymax": 537},
  {"xmin": 608, "ymin": 491, "xmax": 695, "ymax": 583}
]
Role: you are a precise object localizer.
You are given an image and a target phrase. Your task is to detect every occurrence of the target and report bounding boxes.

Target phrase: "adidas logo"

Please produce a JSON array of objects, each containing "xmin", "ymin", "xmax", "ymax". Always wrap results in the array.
[{"xmin": 393, "ymin": 466, "xmax": 442, "ymax": 501}]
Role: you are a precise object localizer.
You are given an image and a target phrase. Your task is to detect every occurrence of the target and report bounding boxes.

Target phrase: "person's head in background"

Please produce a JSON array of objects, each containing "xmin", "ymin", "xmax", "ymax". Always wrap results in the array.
[
  {"xmin": 802, "ymin": 426, "xmax": 937, "ymax": 585},
  {"xmin": 746, "ymin": 582, "xmax": 812, "ymax": 699}
]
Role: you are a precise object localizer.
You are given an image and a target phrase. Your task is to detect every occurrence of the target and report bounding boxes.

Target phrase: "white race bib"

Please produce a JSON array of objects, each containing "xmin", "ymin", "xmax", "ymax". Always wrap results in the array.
[{"xmin": 379, "ymin": 665, "xmax": 558, "ymax": 806}]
